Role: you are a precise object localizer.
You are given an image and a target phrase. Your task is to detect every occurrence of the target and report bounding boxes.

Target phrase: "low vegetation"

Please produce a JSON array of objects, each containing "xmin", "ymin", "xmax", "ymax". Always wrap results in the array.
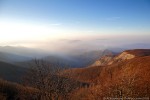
[{"xmin": 0, "ymin": 49, "xmax": 150, "ymax": 100}]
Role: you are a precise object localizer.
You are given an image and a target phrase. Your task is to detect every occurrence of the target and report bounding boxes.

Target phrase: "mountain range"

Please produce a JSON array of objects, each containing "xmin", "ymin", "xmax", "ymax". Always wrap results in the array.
[
  {"xmin": 0, "ymin": 47, "xmax": 150, "ymax": 99},
  {"xmin": 0, "ymin": 46, "xmax": 119, "ymax": 82}
]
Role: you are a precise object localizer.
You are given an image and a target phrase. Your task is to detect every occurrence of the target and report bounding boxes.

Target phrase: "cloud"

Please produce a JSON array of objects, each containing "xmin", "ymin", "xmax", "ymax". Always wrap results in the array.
[
  {"xmin": 105, "ymin": 17, "xmax": 120, "ymax": 21},
  {"xmin": 59, "ymin": 39, "xmax": 82, "ymax": 43},
  {"xmin": 95, "ymin": 38, "xmax": 108, "ymax": 41},
  {"xmin": 69, "ymin": 40, "xmax": 82, "ymax": 43}
]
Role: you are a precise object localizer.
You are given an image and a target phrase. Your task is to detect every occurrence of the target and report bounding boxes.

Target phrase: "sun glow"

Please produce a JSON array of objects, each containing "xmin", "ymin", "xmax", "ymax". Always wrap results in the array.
[{"xmin": 0, "ymin": 20, "xmax": 67, "ymax": 43}]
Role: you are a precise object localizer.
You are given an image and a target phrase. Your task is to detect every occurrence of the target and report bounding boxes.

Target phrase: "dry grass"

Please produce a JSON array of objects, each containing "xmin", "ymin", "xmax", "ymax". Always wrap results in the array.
[
  {"xmin": 0, "ymin": 79, "xmax": 39, "ymax": 100},
  {"xmin": 69, "ymin": 50, "xmax": 150, "ymax": 99}
]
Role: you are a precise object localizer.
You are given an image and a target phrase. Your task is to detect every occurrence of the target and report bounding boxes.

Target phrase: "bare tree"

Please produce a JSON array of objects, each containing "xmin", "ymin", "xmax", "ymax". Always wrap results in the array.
[{"xmin": 24, "ymin": 59, "xmax": 77, "ymax": 100}]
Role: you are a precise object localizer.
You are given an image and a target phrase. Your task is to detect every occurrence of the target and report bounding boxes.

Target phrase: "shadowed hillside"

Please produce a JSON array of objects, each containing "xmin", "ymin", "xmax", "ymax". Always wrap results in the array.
[
  {"xmin": 0, "ymin": 61, "xmax": 27, "ymax": 82},
  {"xmin": 0, "ymin": 79, "xmax": 38, "ymax": 100}
]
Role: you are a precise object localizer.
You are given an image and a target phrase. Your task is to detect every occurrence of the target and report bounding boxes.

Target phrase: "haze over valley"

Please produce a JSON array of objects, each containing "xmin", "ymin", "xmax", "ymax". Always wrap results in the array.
[{"xmin": 0, "ymin": 0, "xmax": 150, "ymax": 99}]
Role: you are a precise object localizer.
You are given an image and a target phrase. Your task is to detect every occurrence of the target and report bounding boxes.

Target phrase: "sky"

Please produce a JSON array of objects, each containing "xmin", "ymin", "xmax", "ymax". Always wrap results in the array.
[{"xmin": 0, "ymin": 0, "xmax": 150, "ymax": 51}]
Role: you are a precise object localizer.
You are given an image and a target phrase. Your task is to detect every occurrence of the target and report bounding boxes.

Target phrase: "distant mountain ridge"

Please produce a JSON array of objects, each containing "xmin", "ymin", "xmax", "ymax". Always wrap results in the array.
[
  {"xmin": 0, "ymin": 46, "xmax": 48, "ymax": 58},
  {"xmin": 0, "ymin": 51, "xmax": 31, "ymax": 63},
  {"xmin": 0, "ymin": 46, "xmax": 119, "ymax": 68}
]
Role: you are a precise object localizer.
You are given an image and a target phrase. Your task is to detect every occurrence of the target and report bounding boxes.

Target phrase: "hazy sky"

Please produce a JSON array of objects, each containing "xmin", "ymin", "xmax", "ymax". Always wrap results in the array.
[{"xmin": 0, "ymin": 0, "xmax": 150, "ymax": 51}]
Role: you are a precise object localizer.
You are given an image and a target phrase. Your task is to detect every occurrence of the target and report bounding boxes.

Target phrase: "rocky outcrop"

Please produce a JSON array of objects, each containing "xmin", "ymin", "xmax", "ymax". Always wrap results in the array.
[
  {"xmin": 90, "ymin": 55, "xmax": 114, "ymax": 67},
  {"xmin": 90, "ymin": 51, "xmax": 136, "ymax": 67},
  {"xmin": 114, "ymin": 52, "xmax": 135, "ymax": 60}
]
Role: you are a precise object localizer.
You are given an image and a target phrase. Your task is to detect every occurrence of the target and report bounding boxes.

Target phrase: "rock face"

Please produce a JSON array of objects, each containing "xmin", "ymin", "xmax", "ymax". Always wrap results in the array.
[
  {"xmin": 90, "ymin": 55, "xmax": 114, "ymax": 67},
  {"xmin": 90, "ymin": 49, "xmax": 150, "ymax": 67},
  {"xmin": 90, "ymin": 51, "xmax": 136, "ymax": 67},
  {"xmin": 114, "ymin": 52, "xmax": 135, "ymax": 60}
]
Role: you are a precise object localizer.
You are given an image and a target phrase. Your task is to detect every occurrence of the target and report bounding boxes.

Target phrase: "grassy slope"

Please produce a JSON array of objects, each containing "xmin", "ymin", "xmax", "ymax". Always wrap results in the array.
[{"xmin": 67, "ymin": 49, "xmax": 150, "ymax": 99}]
